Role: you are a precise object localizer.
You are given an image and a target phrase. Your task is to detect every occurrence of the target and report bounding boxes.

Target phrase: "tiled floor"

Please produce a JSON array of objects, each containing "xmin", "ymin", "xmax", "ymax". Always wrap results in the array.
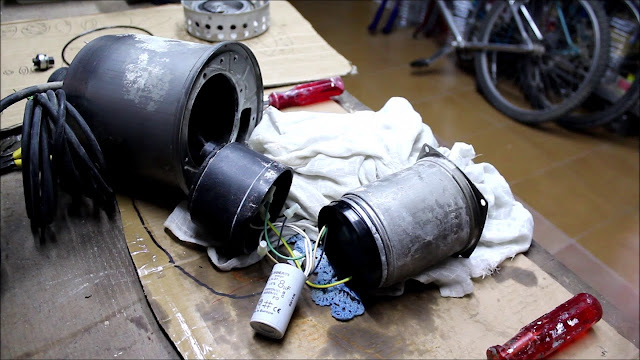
[{"xmin": 290, "ymin": 0, "xmax": 639, "ymax": 325}]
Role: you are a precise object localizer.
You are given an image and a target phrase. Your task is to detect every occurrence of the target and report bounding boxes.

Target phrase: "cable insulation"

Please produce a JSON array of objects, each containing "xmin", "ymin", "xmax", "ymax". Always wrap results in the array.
[
  {"xmin": 2, "ymin": 85, "xmax": 114, "ymax": 228},
  {"xmin": 1, "ymin": 82, "xmax": 63, "ymax": 113},
  {"xmin": 61, "ymin": 25, "xmax": 153, "ymax": 66}
]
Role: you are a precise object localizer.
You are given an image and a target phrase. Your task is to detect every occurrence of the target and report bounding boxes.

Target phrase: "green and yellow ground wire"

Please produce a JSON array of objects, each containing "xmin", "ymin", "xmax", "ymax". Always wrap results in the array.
[{"xmin": 262, "ymin": 204, "xmax": 351, "ymax": 289}]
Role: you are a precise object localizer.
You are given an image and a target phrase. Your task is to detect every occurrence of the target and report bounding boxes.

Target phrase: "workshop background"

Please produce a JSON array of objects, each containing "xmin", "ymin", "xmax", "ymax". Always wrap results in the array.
[
  {"xmin": 1, "ymin": 0, "xmax": 638, "ymax": 354},
  {"xmin": 289, "ymin": 0, "xmax": 640, "ymax": 326}
]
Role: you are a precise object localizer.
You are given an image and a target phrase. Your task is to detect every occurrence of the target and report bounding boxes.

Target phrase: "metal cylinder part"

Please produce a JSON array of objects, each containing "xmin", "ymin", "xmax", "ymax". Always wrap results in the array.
[
  {"xmin": 62, "ymin": 34, "xmax": 263, "ymax": 193},
  {"xmin": 183, "ymin": 0, "xmax": 270, "ymax": 42},
  {"xmin": 189, "ymin": 142, "xmax": 293, "ymax": 255},
  {"xmin": 32, "ymin": 53, "xmax": 55, "ymax": 70},
  {"xmin": 318, "ymin": 144, "xmax": 488, "ymax": 289}
]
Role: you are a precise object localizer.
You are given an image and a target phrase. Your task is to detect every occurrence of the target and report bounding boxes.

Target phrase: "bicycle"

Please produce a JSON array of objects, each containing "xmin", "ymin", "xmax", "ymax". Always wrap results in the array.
[
  {"xmin": 411, "ymin": 0, "xmax": 611, "ymax": 124},
  {"xmin": 556, "ymin": 0, "xmax": 639, "ymax": 132}
]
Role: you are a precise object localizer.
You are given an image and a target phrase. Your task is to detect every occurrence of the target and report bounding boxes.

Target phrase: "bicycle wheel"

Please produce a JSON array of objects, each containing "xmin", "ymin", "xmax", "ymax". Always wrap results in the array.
[
  {"xmin": 557, "ymin": 0, "xmax": 639, "ymax": 129},
  {"xmin": 456, "ymin": 0, "xmax": 490, "ymax": 72},
  {"xmin": 474, "ymin": 0, "xmax": 610, "ymax": 124}
]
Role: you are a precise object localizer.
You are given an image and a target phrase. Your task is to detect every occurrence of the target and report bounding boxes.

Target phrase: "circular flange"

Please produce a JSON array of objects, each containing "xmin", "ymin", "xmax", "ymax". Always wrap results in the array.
[{"xmin": 183, "ymin": 0, "xmax": 270, "ymax": 42}]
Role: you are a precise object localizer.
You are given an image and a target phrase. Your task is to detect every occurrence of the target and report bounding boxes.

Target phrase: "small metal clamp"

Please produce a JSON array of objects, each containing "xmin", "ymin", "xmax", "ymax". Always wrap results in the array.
[{"xmin": 33, "ymin": 53, "xmax": 55, "ymax": 71}]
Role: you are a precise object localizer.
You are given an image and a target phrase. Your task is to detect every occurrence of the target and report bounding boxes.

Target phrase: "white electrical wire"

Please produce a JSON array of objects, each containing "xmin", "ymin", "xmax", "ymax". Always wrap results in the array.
[
  {"xmin": 271, "ymin": 222, "xmax": 316, "ymax": 277},
  {"xmin": 261, "ymin": 221, "xmax": 325, "ymax": 277}
]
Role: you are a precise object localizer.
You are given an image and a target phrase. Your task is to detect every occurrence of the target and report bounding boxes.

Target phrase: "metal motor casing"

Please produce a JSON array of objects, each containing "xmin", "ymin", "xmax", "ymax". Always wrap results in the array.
[
  {"xmin": 62, "ymin": 34, "xmax": 263, "ymax": 193},
  {"xmin": 318, "ymin": 144, "xmax": 488, "ymax": 289},
  {"xmin": 189, "ymin": 142, "xmax": 293, "ymax": 255}
]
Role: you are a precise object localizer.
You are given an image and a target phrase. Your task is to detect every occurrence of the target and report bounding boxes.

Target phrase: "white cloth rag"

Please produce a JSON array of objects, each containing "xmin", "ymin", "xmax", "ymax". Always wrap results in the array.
[{"xmin": 164, "ymin": 97, "xmax": 533, "ymax": 297}]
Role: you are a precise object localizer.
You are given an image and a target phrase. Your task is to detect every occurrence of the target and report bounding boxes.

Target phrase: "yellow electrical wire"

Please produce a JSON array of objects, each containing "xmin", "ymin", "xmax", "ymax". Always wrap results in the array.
[
  {"xmin": 306, "ymin": 276, "xmax": 352, "ymax": 289},
  {"xmin": 267, "ymin": 220, "xmax": 303, "ymax": 269},
  {"xmin": 267, "ymin": 220, "xmax": 352, "ymax": 289}
]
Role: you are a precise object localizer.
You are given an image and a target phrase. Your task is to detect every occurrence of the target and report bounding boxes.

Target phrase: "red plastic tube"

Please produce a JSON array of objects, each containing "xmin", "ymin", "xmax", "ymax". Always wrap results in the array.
[
  {"xmin": 267, "ymin": 76, "xmax": 345, "ymax": 110},
  {"xmin": 486, "ymin": 293, "xmax": 603, "ymax": 360}
]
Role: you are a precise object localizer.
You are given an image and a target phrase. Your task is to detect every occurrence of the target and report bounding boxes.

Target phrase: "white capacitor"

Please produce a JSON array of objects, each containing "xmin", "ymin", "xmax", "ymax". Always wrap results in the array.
[{"xmin": 250, "ymin": 263, "xmax": 306, "ymax": 339}]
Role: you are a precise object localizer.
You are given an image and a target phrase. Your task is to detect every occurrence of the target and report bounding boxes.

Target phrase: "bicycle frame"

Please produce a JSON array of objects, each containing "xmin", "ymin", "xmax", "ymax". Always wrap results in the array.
[
  {"xmin": 438, "ymin": 0, "xmax": 544, "ymax": 53},
  {"xmin": 414, "ymin": 0, "xmax": 546, "ymax": 67}
]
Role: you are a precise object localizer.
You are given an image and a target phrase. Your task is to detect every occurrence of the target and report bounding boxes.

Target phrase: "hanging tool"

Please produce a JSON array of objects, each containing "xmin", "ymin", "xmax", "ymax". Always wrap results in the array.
[
  {"xmin": 382, "ymin": 0, "xmax": 401, "ymax": 34},
  {"xmin": 368, "ymin": 0, "xmax": 402, "ymax": 34},
  {"xmin": 368, "ymin": 0, "xmax": 388, "ymax": 33},
  {"xmin": 486, "ymin": 293, "xmax": 603, "ymax": 360},
  {"xmin": 265, "ymin": 76, "xmax": 344, "ymax": 110}
]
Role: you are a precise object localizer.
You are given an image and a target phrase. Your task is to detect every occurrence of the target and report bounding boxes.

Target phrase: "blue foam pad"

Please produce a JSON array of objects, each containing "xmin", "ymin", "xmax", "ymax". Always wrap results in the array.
[{"xmin": 290, "ymin": 234, "xmax": 365, "ymax": 321}]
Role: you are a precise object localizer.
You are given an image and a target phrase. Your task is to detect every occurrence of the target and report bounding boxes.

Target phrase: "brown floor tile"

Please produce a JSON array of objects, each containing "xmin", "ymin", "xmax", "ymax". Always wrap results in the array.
[
  {"xmin": 510, "ymin": 166, "xmax": 619, "ymax": 238},
  {"xmin": 576, "ymin": 209, "xmax": 640, "ymax": 288},
  {"xmin": 520, "ymin": 202, "xmax": 575, "ymax": 254},
  {"xmin": 463, "ymin": 126, "xmax": 567, "ymax": 183},
  {"xmin": 561, "ymin": 144, "xmax": 640, "ymax": 211},
  {"xmin": 445, "ymin": 87, "xmax": 515, "ymax": 124},
  {"xmin": 502, "ymin": 123, "xmax": 602, "ymax": 175},
  {"xmin": 343, "ymin": 64, "xmax": 475, "ymax": 112},
  {"xmin": 412, "ymin": 93, "xmax": 501, "ymax": 144},
  {"xmin": 554, "ymin": 243, "xmax": 640, "ymax": 323},
  {"xmin": 339, "ymin": 33, "xmax": 444, "ymax": 76},
  {"xmin": 289, "ymin": 1, "xmax": 377, "ymax": 52}
]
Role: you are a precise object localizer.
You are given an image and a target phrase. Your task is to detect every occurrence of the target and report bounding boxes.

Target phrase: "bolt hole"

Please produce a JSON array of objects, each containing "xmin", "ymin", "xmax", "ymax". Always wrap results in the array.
[
  {"xmin": 217, "ymin": 25, "xmax": 223, "ymax": 30},
  {"xmin": 233, "ymin": 55, "xmax": 238, "ymax": 61},
  {"xmin": 230, "ymin": 24, "xmax": 236, "ymax": 30},
  {"xmin": 480, "ymin": 199, "xmax": 487, "ymax": 207},
  {"xmin": 243, "ymin": 23, "xmax": 248, "ymax": 28},
  {"xmin": 220, "ymin": 58, "xmax": 224, "ymax": 64},
  {"xmin": 195, "ymin": 22, "xmax": 200, "ymax": 27},
  {"xmin": 203, "ymin": 73, "xmax": 208, "ymax": 79},
  {"xmin": 205, "ymin": 24, "xmax": 211, "ymax": 30}
]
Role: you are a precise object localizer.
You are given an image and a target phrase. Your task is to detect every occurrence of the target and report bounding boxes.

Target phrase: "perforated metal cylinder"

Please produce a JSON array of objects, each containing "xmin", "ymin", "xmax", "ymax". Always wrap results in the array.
[{"xmin": 183, "ymin": 0, "xmax": 270, "ymax": 42}]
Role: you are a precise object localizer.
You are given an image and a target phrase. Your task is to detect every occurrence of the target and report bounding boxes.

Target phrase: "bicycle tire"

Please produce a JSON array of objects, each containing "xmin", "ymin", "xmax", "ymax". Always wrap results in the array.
[
  {"xmin": 557, "ymin": 0, "xmax": 640, "ymax": 129},
  {"xmin": 474, "ymin": 0, "xmax": 610, "ymax": 124},
  {"xmin": 559, "ymin": 73, "xmax": 639, "ymax": 129}
]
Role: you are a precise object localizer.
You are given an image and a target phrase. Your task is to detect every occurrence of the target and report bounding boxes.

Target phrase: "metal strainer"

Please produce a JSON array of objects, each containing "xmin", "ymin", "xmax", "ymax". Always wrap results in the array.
[{"xmin": 182, "ymin": 1, "xmax": 270, "ymax": 42}]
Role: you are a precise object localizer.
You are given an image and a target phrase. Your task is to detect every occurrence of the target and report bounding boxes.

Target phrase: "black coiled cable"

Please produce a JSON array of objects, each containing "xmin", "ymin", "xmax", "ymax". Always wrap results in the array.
[{"xmin": 17, "ymin": 88, "xmax": 114, "ymax": 228}]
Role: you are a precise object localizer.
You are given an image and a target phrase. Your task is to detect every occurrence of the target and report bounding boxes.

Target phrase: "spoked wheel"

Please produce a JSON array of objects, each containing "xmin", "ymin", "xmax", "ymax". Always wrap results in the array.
[
  {"xmin": 474, "ymin": 0, "xmax": 610, "ymax": 124},
  {"xmin": 556, "ymin": 0, "xmax": 640, "ymax": 130}
]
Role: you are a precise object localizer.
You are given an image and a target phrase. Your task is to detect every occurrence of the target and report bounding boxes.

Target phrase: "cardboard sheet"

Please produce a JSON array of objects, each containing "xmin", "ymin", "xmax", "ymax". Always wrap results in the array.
[
  {"xmin": 0, "ymin": 1, "xmax": 353, "ymax": 129},
  {"xmin": 3, "ymin": 3, "xmax": 636, "ymax": 357},
  {"xmin": 117, "ymin": 99, "xmax": 639, "ymax": 359},
  {"xmin": 119, "ymin": 194, "xmax": 638, "ymax": 359}
]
